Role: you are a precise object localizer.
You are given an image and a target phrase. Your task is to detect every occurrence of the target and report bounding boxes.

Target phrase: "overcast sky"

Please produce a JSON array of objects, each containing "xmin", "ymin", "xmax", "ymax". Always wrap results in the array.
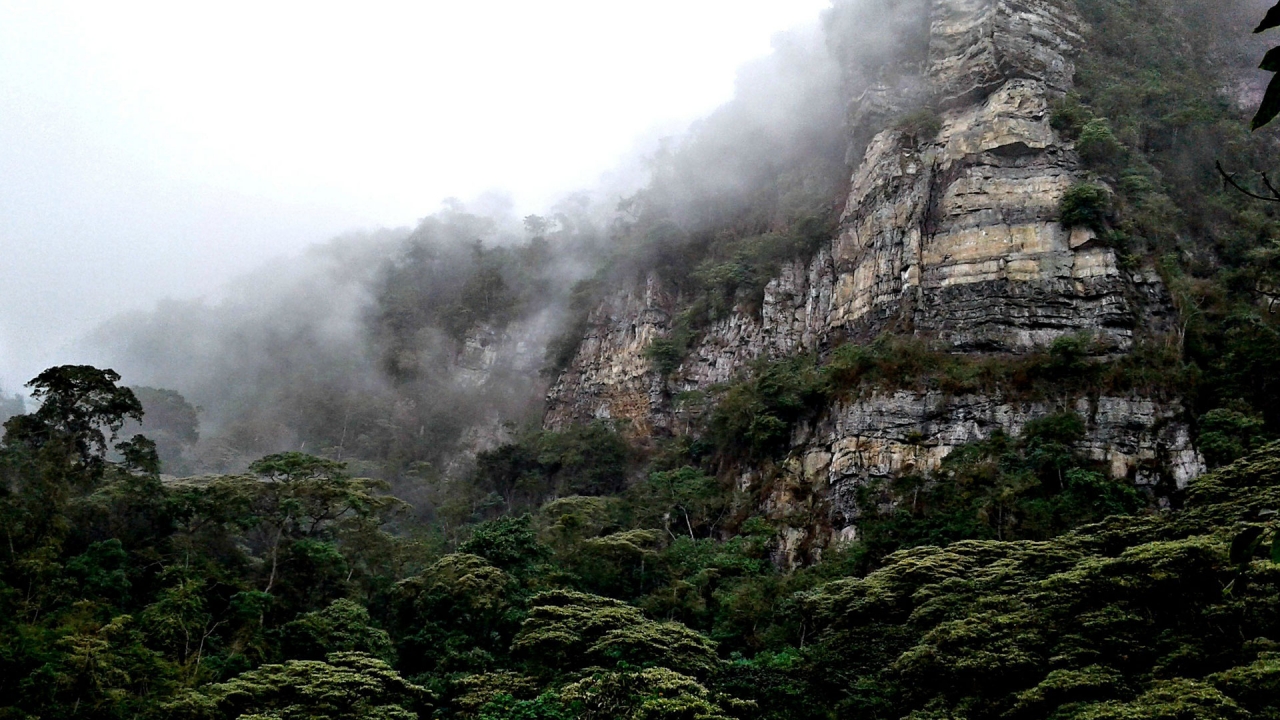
[{"xmin": 0, "ymin": 0, "xmax": 831, "ymax": 391}]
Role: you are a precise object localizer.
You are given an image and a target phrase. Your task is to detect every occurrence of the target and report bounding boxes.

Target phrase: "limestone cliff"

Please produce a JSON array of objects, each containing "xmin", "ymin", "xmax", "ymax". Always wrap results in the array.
[
  {"xmin": 762, "ymin": 391, "xmax": 1201, "ymax": 565},
  {"xmin": 544, "ymin": 0, "xmax": 1203, "ymax": 558}
]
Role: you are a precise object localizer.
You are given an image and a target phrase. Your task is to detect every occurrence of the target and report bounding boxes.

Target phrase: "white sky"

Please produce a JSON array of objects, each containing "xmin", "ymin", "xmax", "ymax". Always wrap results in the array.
[{"xmin": 0, "ymin": 0, "xmax": 832, "ymax": 391}]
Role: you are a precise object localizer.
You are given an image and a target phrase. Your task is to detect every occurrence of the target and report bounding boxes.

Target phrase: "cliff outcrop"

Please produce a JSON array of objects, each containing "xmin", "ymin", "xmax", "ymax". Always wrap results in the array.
[
  {"xmin": 761, "ymin": 390, "xmax": 1201, "ymax": 565},
  {"xmin": 545, "ymin": 0, "xmax": 1202, "ymax": 557}
]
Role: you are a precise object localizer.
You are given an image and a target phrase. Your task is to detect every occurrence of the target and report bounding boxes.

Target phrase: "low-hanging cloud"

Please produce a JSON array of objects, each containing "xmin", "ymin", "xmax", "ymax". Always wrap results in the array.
[{"xmin": 72, "ymin": 1, "xmax": 937, "ymax": 504}]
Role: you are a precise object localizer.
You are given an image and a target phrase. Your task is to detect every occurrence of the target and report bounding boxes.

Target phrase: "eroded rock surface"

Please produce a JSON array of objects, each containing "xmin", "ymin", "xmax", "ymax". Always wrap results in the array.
[
  {"xmin": 545, "ymin": 275, "xmax": 673, "ymax": 434},
  {"xmin": 756, "ymin": 390, "xmax": 1203, "ymax": 566},
  {"xmin": 544, "ymin": 0, "xmax": 1202, "ymax": 555}
]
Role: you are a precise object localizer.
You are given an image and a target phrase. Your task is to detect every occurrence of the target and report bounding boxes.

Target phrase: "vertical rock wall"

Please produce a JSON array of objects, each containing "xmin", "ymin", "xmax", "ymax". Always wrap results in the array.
[
  {"xmin": 761, "ymin": 391, "xmax": 1202, "ymax": 566},
  {"xmin": 544, "ymin": 0, "xmax": 1203, "ymax": 557}
]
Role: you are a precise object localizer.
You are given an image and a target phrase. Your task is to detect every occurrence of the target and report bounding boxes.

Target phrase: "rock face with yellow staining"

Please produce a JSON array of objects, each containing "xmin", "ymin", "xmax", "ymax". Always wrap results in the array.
[
  {"xmin": 544, "ymin": 0, "xmax": 1202, "ymax": 556},
  {"xmin": 801, "ymin": 0, "xmax": 1168, "ymax": 356},
  {"xmin": 545, "ymin": 274, "xmax": 676, "ymax": 435},
  {"xmin": 758, "ymin": 391, "xmax": 1203, "ymax": 567}
]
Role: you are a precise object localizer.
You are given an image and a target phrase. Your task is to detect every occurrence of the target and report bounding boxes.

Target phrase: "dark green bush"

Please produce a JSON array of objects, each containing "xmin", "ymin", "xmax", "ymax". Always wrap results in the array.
[
  {"xmin": 459, "ymin": 515, "xmax": 551, "ymax": 573},
  {"xmin": 1075, "ymin": 118, "xmax": 1125, "ymax": 169},
  {"xmin": 708, "ymin": 357, "xmax": 825, "ymax": 461},
  {"xmin": 473, "ymin": 423, "xmax": 632, "ymax": 509},
  {"xmin": 537, "ymin": 423, "xmax": 631, "ymax": 496},
  {"xmin": 1060, "ymin": 183, "xmax": 1112, "ymax": 231},
  {"xmin": 645, "ymin": 338, "xmax": 686, "ymax": 377},
  {"xmin": 1050, "ymin": 93, "xmax": 1095, "ymax": 137},
  {"xmin": 1199, "ymin": 406, "xmax": 1268, "ymax": 468},
  {"xmin": 895, "ymin": 108, "xmax": 943, "ymax": 146}
]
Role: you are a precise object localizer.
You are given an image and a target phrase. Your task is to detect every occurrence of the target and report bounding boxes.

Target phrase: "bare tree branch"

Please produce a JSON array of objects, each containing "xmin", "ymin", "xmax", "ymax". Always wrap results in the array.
[
  {"xmin": 1264, "ymin": 171, "xmax": 1280, "ymax": 199},
  {"xmin": 1217, "ymin": 161, "xmax": 1280, "ymax": 202}
]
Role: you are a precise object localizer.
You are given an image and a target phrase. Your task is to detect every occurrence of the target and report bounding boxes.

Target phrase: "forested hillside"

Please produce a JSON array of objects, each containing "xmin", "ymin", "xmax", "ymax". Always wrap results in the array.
[
  {"xmin": 7, "ymin": 0, "xmax": 1280, "ymax": 718},
  {"xmin": 2, "ymin": 366, "xmax": 1280, "ymax": 719}
]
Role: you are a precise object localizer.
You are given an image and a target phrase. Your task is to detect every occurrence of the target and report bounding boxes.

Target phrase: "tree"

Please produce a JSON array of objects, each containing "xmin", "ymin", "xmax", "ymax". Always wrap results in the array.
[
  {"xmin": 536, "ymin": 424, "xmax": 631, "ymax": 496},
  {"xmin": 637, "ymin": 467, "xmax": 724, "ymax": 540},
  {"xmin": 1199, "ymin": 407, "xmax": 1268, "ymax": 467},
  {"xmin": 169, "ymin": 651, "xmax": 430, "ymax": 720},
  {"xmin": 178, "ymin": 453, "xmax": 403, "ymax": 617},
  {"xmin": 34, "ymin": 614, "xmax": 172, "ymax": 720},
  {"xmin": 511, "ymin": 590, "xmax": 720, "ymax": 679},
  {"xmin": 390, "ymin": 554, "xmax": 520, "ymax": 678},
  {"xmin": 559, "ymin": 666, "xmax": 738, "ymax": 720},
  {"xmin": 239, "ymin": 452, "xmax": 400, "ymax": 596},
  {"xmin": 459, "ymin": 515, "xmax": 550, "ymax": 573},
  {"xmin": 3, "ymin": 365, "xmax": 143, "ymax": 473},
  {"xmin": 0, "ymin": 366, "xmax": 150, "ymax": 577},
  {"xmin": 279, "ymin": 599, "xmax": 395, "ymax": 662},
  {"xmin": 139, "ymin": 571, "xmax": 219, "ymax": 679},
  {"xmin": 474, "ymin": 444, "xmax": 543, "ymax": 512}
]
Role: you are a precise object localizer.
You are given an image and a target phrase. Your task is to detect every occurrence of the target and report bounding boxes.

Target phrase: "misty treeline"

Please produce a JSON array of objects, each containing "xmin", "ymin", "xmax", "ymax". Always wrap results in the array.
[
  {"xmin": 94, "ymin": 212, "xmax": 587, "ymax": 484},
  {"xmin": 83, "ymin": 1, "xmax": 865, "ymax": 496},
  {"xmin": 8, "ymin": 0, "xmax": 1280, "ymax": 718},
  {"xmin": 0, "ymin": 388, "xmax": 22, "ymax": 426}
]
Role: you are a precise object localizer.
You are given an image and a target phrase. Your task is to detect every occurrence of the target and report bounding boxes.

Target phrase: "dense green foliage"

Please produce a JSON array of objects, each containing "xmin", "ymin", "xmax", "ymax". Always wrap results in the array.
[
  {"xmin": 854, "ymin": 412, "xmax": 1147, "ymax": 554},
  {"xmin": 5, "ymin": 364, "xmax": 1280, "ymax": 720},
  {"xmin": 1058, "ymin": 0, "xmax": 1280, "ymax": 443},
  {"xmin": 12, "ymin": 1, "xmax": 1280, "ymax": 718},
  {"xmin": 790, "ymin": 444, "xmax": 1280, "ymax": 720},
  {"xmin": 703, "ymin": 334, "xmax": 1184, "ymax": 463}
]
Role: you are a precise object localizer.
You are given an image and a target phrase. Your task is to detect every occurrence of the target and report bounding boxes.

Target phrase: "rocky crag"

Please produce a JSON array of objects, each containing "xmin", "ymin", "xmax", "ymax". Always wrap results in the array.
[{"xmin": 545, "ymin": 0, "xmax": 1202, "ymax": 561}]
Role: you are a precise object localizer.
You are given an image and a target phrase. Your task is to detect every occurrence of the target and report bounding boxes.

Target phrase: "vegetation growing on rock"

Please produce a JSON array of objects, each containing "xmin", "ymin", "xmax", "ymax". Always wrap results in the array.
[
  {"xmin": 8, "ymin": 0, "xmax": 1280, "ymax": 718},
  {"xmin": 5, "ymin": 363, "xmax": 1280, "ymax": 719}
]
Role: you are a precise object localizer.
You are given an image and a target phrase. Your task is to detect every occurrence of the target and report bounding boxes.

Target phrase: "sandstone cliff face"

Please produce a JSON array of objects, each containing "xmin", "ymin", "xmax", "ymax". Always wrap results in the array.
[
  {"xmin": 544, "ymin": 275, "xmax": 675, "ymax": 435},
  {"xmin": 544, "ymin": 0, "xmax": 1203, "ymax": 556},
  {"xmin": 438, "ymin": 313, "xmax": 555, "ymax": 473},
  {"xmin": 760, "ymin": 390, "xmax": 1201, "ymax": 566},
  {"xmin": 454, "ymin": 313, "xmax": 553, "ymax": 390}
]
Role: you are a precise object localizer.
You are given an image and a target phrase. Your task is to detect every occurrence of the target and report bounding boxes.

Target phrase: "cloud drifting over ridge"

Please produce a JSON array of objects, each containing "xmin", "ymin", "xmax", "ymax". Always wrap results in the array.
[{"xmin": 0, "ymin": 0, "xmax": 830, "ymax": 388}]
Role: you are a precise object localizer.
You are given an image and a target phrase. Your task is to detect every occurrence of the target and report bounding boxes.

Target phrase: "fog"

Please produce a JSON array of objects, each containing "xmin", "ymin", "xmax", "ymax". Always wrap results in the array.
[
  {"xmin": 0, "ymin": 0, "xmax": 829, "ymax": 389},
  {"xmin": 1, "ymin": 0, "xmax": 935, "ymax": 491}
]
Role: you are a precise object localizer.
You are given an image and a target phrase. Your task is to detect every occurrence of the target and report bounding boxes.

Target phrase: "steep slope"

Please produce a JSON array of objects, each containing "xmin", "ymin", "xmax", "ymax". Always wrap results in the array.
[{"xmin": 545, "ymin": 0, "xmax": 1202, "ymax": 561}]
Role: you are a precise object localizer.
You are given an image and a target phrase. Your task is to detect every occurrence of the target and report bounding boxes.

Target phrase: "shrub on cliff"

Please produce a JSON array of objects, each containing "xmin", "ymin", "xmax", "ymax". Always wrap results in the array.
[
  {"xmin": 708, "ymin": 357, "xmax": 824, "ymax": 461},
  {"xmin": 644, "ymin": 339, "xmax": 685, "ymax": 377},
  {"xmin": 895, "ymin": 108, "xmax": 943, "ymax": 147},
  {"xmin": 1074, "ymin": 118, "xmax": 1126, "ymax": 169},
  {"xmin": 1059, "ymin": 183, "xmax": 1112, "ymax": 232}
]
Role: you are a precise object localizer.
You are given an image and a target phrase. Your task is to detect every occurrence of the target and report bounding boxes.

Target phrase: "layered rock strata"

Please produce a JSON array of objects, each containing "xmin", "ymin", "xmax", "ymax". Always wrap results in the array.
[
  {"xmin": 544, "ymin": 0, "xmax": 1202, "ymax": 553},
  {"xmin": 759, "ymin": 390, "xmax": 1202, "ymax": 566},
  {"xmin": 545, "ymin": 275, "xmax": 675, "ymax": 435}
]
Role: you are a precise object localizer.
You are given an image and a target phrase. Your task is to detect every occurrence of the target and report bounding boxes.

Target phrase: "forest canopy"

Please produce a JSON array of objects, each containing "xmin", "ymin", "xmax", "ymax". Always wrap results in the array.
[
  {"xmin": 7, "ymin": 0, "xmax": 1280, "ymax": 718},
  {"xmin": 2, "ymin": 364, "xmax": 1280, "ymax": 720}
]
